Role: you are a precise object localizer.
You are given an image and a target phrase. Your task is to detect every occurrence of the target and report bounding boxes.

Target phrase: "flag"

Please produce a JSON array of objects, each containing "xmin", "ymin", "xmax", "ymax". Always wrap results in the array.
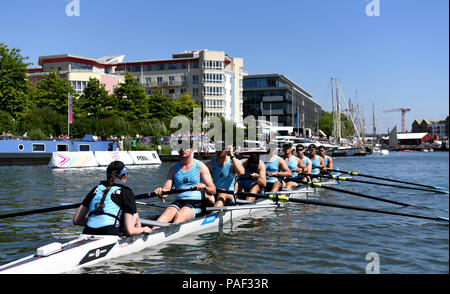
[
  {"xmin": 294, "ymin": 109, "xmax": 298, "ymax": 127},
  {"xmin": 68, "ymin": 93, "xmax": 73, "ymax": 124}
]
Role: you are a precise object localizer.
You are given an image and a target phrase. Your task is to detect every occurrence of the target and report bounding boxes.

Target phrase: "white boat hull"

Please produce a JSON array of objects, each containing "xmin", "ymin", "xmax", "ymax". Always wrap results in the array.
[{"xmin": 0, "ymin": 199, "xmax": 279, "ymax": 274}]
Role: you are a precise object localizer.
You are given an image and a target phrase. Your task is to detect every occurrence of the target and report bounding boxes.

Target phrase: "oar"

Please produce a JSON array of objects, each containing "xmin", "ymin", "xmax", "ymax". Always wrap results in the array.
[
  {"xmin": 216, "ymin": 189, "xmax": 449, "ymax": 223},
  {"xmin": 330, "ymin": 169, "xmax": 449, "ymax": 192},
  {"xmin": 283, "ymin": 178, "xmax": 412, "ymax": 207},
  {"xmin": 0, "ymin": 188, "xmax": 196, "ymax": 220},
  {"xmin": 323, "ymin": 174, "xmax": 448, "ymax": 194}
]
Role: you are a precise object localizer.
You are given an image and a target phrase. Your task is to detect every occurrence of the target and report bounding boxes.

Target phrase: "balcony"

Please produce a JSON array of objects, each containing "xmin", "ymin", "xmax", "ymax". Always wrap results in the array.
[{"xmin": 140, "ymin": 81, "xmax": 187, "ymax": 88}]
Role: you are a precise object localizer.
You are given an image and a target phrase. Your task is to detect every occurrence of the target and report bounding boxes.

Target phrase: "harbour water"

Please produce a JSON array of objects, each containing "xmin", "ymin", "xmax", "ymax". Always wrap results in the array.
[{"xmin": 0, "ymin": 152, "xmax": 448, "ymax": 274}]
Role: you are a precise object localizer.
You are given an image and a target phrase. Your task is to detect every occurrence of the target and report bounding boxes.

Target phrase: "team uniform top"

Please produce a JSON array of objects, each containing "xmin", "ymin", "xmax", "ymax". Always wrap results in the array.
[
  {"xmin": 285, "ymin": 156, "xmax": 299, "ymax": 178},
  {"xmin": 173, "ymin": 160, "xmax": 203, "ymax": 200},
  {"xmin": 211, "ymin": 157, "xmax": 236, "ymax": 191},
  {"xmin": 265, "ymin": 155, "xmax": 280, "ymax": 183}
]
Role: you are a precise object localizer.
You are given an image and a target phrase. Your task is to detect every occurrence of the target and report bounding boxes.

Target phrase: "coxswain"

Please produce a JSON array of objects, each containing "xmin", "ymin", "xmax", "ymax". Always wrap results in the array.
[
  {"xmin": 153, "ymin": 137, "xmax": 216, "ymax": 224},
  {"xmin": 73, "ymin": 161, "xmax": 152, "ymax": 236},
  {"xmin": 206, "ymin": 142, "xmax": 245, "ymax": 207}
]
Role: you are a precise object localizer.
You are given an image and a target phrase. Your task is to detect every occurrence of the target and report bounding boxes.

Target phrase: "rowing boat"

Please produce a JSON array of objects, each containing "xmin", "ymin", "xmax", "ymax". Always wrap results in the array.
[{"xmin": 0, "ymin": 197, "xmax": 281, "ymax": 274}]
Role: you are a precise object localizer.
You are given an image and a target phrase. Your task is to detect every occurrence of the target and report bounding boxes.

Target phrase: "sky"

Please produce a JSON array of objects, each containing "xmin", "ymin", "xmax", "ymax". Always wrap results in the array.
[{"xmin": 1, "ymin": 0, "xmax": 448, "ymax": 134}]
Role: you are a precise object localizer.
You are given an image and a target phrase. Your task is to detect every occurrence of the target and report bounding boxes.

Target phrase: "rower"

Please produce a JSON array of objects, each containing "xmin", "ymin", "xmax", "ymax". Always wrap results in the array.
[
  {"xmin": 295, "ymin": 144, "xmax": 312, "ymax": 183},
  {"xmin": 73, "ymin": 160, "xmax": 152, "ymax": 236},
  {"xmin": 308, "ymin": 144, "xmax": 325, "ymax": 182},
  {"xmin": 282, "ymin": 143, "xmax": 307, "ymax": 189},
  {"xmin": 206, "ymin": 142, "xmax": 245, "ymax": 207},
  {"xmin": 264, "ymin": 146, "xmax": 292, "ymax": 192},
  {"xmin": 318, "ymin": 145, "xmax": 333, "ymax": 172},
  {"xmin": 153, "ymin": 137, "xmax": 216, "ymax": 225},
  {"xmin": 236, "ymin": 154, "xmax": 266, "ymax": 201}
]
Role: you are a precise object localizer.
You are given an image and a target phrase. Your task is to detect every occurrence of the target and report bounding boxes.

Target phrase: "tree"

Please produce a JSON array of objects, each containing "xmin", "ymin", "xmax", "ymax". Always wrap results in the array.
[
  {"xmin": 113, "ymin": 72, "xmax": 149, "ymax": 120},
  {"xmin": 147, "ymin": 87, "xmax": 175, "ymax": 120},
  {"xmin": 319, "ymin": 110, "xmax": 355, "ymax": 138},
  {"xmin": 32, "ymin": 70, "xmax": 76, "ymax": 115},
  {"xmin": 172, "ymin": 92, "xmax": 200, "ymax": 118},
  {"xmin": 0, "ymin": 43, "xmax": 31, "ymax": 118},
  {"xmin": 76, "ymin": 78, "xmax": 115, "ymax": 119}
]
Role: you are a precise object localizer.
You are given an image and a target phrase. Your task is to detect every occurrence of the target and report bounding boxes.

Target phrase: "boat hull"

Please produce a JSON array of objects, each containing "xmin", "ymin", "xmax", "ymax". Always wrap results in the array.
[{"xmin": 0, "ymin": 199, "xmax": 279, "ymax": 274}]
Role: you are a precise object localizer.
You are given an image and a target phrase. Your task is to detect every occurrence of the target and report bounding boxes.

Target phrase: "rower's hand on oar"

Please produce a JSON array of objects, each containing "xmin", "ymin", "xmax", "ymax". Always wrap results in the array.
[
  {"xmin": 142, "ymin": 226, "xmax": 152, "ymax": 234},
  {"xmin": 250, "ymin": 173, "xmax": 259, "ymax": 179},
  {"xmin": 153, "ymin": 187, "xmax": 167, "ymax": 200},
  {"xmin": 195, "ymin": 183, "xmax": 207, "ymax": 191}
]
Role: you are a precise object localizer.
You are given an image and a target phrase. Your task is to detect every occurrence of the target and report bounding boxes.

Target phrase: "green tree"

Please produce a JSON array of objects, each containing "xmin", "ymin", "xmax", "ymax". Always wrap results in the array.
[
  {"xmin": 172, "ymin": 92, "xmax": 200, "ymax": 118},
  {"xmin": 113, "ymin": 72, "xmax": 149, "ymax": 120},
  {"xmin": 0, "ymin": 43, "xmax": 31, "ymax": 118},
  {"xmin": 76, "ymin": 78, "xmax": 115, "ymax": 119},
  {"xmin": 318, "ymin": 110, "xmax": 355, "ymax": 138},
  {"xmin": 32, "ymin": 70, "xmax": 76, "ymax": 114},
  {"xmin": 147, "ymin": 87, "xmax": 175, "ymax": 120}
]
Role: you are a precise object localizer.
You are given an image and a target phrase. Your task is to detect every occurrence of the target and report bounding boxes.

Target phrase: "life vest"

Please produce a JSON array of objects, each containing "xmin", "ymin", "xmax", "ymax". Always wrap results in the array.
[{"xmin": 87, "ymin": 185, "xmax": 122, "ymax": 229}]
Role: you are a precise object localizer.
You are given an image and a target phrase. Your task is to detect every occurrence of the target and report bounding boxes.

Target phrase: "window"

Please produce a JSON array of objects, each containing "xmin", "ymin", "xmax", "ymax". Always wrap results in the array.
[
  {"xmin": 79, "ymin": 144, "xmax": 90, "ymax": 151},
  {"xmin": 203, "ymin": 60, "xmax": 223, "ymax": 70},
  {"xmin": 203, "ymin": 73, "xmax": 223, "ymax": 83},
  {"xmin": 145, "ymin": 77, "xmax": 151, "ymax": 85},
  {"xmin": 132, "ymin": 65, "xmax": 141, "ymax": 72},
  {"xmin": 70, "ymin": 62, "xmax": 92, "ymax": 72},
  {"xmin": 204, "ymin": 99, "xmax": 224, "ymax": 110},
  {"xmin": 169, "ymin": 76, "xmax": 175, "ymax": 85},
  {"xmin": 182, "ymin": 63, "xmax": 187, "ymax": 69},
  {"xmin": 192, "ymin": 75, "xmax": 199, "ymax": 85},
  {"xmin": 192, "ymin": 88, "xmax": 199, "ymax": 97},
  {"xmin": 146, "ymin": 65, "xmax": 152, "ymax": 71},
  {"xmin": 156, "ymin": 64, "xmax": 165, "ymax": 71},
  {"xmin": 157, "ymin": 77, "xmax": 163, "ymax": 85},
  {"xmin": 168, "ymin": 63, "xmax": 177, "ymax": 70},
  {"xmin": 71, "ymin": 81, "xmax": 88, "ymax": 94},
  {"xmin": 32, "ymin": 144, "xmax": 45, "ymax": 152},
  {"xmin": 57, "ymin": 144, "xmax": 68, "ymax": 151},
  {"xmin": 203, "ymin": 86, "xmax": 224, "ymax": 97}
]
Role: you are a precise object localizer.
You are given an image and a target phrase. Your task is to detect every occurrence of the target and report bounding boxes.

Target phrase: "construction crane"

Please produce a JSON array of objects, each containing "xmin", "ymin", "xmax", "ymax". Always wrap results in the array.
[{"xmin": 383, "ymin": 108, "xmax": 411, "ymax": 133}]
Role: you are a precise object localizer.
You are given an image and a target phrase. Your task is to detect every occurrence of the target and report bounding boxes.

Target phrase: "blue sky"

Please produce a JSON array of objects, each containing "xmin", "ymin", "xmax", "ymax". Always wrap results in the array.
[{"xmin": 1, "ymin": 0, "xmax": 448, "ymax": 133}]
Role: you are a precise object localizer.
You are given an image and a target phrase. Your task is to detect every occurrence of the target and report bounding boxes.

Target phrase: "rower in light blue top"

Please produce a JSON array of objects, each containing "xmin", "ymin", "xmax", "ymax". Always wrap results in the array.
[
  {"xmin": 154, "ymin": 137, "xmax": 216, "ymax": 224},
  {"xmin": 206, "ymin": 142, "xmax": 244, "ymax": 207},
  {"xmin": 307, "ymin": 144, "xmax": 325, "ymax": 182},
  {"xmin": 263, "ymin": 146, "xmax": 292, "ymax": 192},
  {"xmin": 282, "ymin": 143, "xmax": 308, "ymax": 189},
  {"xmin": 319, "ymin": 145, "xmax": 333, "ymax": 172}
]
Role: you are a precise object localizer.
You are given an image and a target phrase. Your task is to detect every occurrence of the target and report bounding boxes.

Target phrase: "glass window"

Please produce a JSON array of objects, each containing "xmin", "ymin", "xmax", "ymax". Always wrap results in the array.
[
  {"xmin": 168, "ymin": 63, "xmax": 177, "ymax": 70},
  {"xmin": 32, "ymin": 144, "xmax": 45, "ymax": 152},
  {"xmin": 157, "ymin": 64, "xmax": 165, "ymax": 71},
  {"xmin": 79, "ymin": 144, "xmax": 90, "ymax": 151}
]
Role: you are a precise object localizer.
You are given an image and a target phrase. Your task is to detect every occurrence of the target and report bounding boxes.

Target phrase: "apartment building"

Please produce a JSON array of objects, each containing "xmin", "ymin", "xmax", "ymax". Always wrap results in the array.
[
  {"xmin": 27, "ymin": 54, "xmax": 126, "ymax": 94},
  {"xmin": 27, "ymin": 50, "xmax": 244, "ymax": 125},
  {"xmin": 119, "ymin": 50, "xmax": 244, "ymax": 125}
]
